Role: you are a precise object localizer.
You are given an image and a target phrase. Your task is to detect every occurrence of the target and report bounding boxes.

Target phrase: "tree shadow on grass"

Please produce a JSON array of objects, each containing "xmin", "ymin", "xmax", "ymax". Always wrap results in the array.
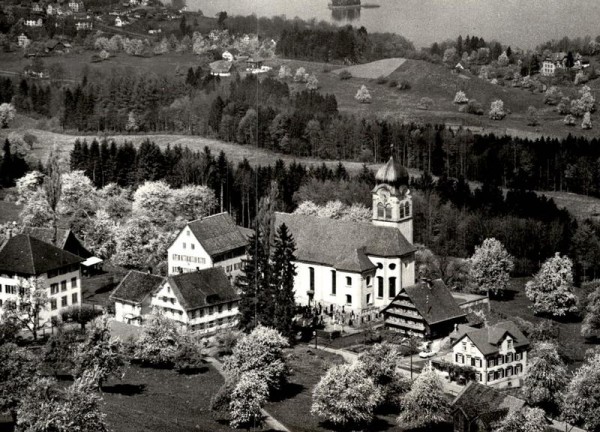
[
  {"xmin": 177, "ymin": 365, "xmax": 209, "ymax": 375},
  {"xmin": 491, "ymin": 289, "xmax": 518, "ymax": 302},
  {"xmin": 269, "ymin": 382, "xmax": 305, "ymax": 402},
  {"xmin": 102, "ymin": 383, "xmax": 146, "ymax": 396},
  {"xmin": 319, "ymin": 417, "xmax": 397, "ymax": 432}
]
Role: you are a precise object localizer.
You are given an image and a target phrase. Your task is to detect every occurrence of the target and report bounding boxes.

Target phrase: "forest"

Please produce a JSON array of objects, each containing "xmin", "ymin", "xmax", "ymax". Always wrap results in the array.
[{"xmin": 54, "ymin": 138, "xmax": 600, "ymax": 279}]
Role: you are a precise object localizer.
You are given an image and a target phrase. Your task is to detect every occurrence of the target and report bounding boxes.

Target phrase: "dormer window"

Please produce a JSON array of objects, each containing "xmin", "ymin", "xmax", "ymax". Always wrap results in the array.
[
  {"xmin": 186, "ymin": 230, "xmax": 190, "ymax": 236},
  {"xmin": 507, "ymin": 339, "xmax": 513, "ymax": 349}
]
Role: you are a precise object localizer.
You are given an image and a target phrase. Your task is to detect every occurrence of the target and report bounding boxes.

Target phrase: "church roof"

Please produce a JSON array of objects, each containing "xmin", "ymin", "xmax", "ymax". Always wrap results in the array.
[
  {"xmin": 0, "ymin": 234, "xmax": 83, "ymax": 276},
  {"xmin": 375, "ymin": 156, "xmax": 409, "ymax": 185},
  {"xmin": 384, "ymin": 279, "xmax": 466, "ymax": 325},
  {"xmin": 274, "ymin": 212, "xmax": 415, "ymax": 272},
  {"xmin": 186, "ymin": 212, "xmax": 249, "ymax": 258},
  {"xmin": 22, "ymin": 227, "xmax": 92, "ymax": 258},
  {"xmin": 451, "ymin": 321, "xmax": 530, "ymax": 356}
]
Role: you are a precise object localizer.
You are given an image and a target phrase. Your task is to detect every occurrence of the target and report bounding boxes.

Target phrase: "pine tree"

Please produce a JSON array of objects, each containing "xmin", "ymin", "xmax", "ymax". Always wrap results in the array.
[
  {"xmin": 236, "ymin": 231, "xmax": 269, "ymax": 331},
  {"xmin": 0, "ymin": 138, "xmax": 12, "ymax": 187},
  {"xmin": 208, "ymin": 96, "xmax": 224, "ymax": 133},
  {"xmin": 272, "ymin": 223, "xmax": 297, "ymax": 339}
]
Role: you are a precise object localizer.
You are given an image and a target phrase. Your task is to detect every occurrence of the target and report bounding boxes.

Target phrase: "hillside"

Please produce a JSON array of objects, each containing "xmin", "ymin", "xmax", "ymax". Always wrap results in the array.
[
  {"xmin": 280, "ymin": 57, "xmax": 597, "ymax": 140},
  {"xmin": 3, "ymin": 124, "xmax": 599, "ymax": 222}
]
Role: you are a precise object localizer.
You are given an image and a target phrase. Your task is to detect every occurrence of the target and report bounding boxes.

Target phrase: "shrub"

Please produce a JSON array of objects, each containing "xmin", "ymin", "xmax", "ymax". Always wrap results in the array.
[
  {"xmin": 376, "ymin": 75, "xmax": 388, "ymax": 84},
  {"xmin": 338, "ymin": 70, "xmax": 352, "ymax": 80},
  {"xmin": 397, "ymin": 79, "xmax": 411, "ymax": 90},
  {"xmin": 460, "ymin": 99, "xmax": 484, "ymax": 115},
  {"xmin": 417, "ymin": 97, "xmax": 433, "ymax": 110},
  {"xmin": 388, "ymin": 79, "xmax": 398, "ymax": 88},
  {"xmin": 564, "ymin": 114, "xmax": 576, "ymax": 126},
  {"xmin": 453, "ymin": 90, "xmax": 468, "ymax": 104},
  {"xmin": 489, "ymin": 99, "xmax": 506, "ymax": 120},
  {"xmin": 355, "ymin": 85, "xmax": 372, "ymax": 104},
  {"xmin": 544, "ymin": 86, "xmax": 562, "ymax": 105},
  {"xmin": 582, "ymin": 112, "xmax": 593, "ymax": 130}
]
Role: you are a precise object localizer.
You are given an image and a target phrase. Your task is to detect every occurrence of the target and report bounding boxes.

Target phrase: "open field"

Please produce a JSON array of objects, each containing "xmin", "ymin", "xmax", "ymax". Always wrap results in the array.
[
  {"xmin": 101, "ymin": 364, "xmax": 238, "ymax": 432},
  {"xmin": 0, "ymin": 201, "xmax": 22, "ymax": 224},
  {"xmin": 332, "ymin": 58, "xmax": 407, "ymax": 79}
]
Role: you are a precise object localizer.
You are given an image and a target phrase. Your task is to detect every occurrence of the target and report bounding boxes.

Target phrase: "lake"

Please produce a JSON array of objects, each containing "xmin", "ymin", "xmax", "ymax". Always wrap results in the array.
[{"xmin": 183, "ymin": 0, "xmax": 600, "ymax": 49}]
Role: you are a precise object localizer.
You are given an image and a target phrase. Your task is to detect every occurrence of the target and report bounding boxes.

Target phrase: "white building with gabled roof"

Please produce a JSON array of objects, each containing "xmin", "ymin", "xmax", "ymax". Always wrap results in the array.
[{"xmin": 167, "ymin": 212, "xmax": 251, "ymax": 278}]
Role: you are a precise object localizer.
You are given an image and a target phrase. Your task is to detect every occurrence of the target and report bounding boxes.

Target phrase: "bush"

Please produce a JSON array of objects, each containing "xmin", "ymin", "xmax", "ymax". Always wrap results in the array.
[
  {"xmin": 417, "ymin": 97, "xmax": 433, "ymax": 110},
  {"xmin": 460, "ymin": 99, "xmax": 484, "ymax": 115},
  {"xmin": 388, "ymin": 79, "xmax": 398, "ymax": 88},
  {"xmin": 564, "ymin": 114, "xmax": 576, "ymax": 126},
  {"xmin": 375, "ymin": 75, "xmax": 388, "ymax": 84},
  {"xmin": 489, "ymin": 99, "xmax": 506, "ymax": 120},
  {"xmin": 339, "ymin": 70, "xmax": 352, "ymax": 80},
  {"xmin": 397, "ymin": 79, "xmax": 411, "ymax": 90},
  {"xmin": 453, "ymin": 91, "xmax": 468, "ymax": 104}
]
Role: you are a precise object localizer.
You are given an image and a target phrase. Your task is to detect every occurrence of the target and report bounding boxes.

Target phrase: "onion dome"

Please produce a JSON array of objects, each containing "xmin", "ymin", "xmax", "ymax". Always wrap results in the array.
[{"xmin": 375, "ymin": 156, "xmax": 409, "ymax": 187}]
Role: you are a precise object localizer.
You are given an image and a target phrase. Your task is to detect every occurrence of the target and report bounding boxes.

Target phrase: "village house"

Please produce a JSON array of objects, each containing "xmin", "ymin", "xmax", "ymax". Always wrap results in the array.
[
  {"xmin": 74, "ymin": 16, "xmax": 93, "ymax": 31},
  {"xmin": 167, "ymin": 212, "xmax": 251, "ymax": 278},
  {"xmin": 451, "ymin": 381, "xmax": 527, "ymax": 432},
  {"xmin": 114, "ymin": 16, "xmax": 127, "ymax": 27},
  {"xmin": 0, "ymin": 235, "xmax": 83, "ymax": 324},
  {"xmin": 209, "ymin": 60, "xmax": 234, "ymax": 77},
  {"xmin": 17, "ymin": 33, "xmax": 30, "ymax": 47},
  {"xmin": 111, "ymin": 267, "xmax": 240, "ymax": 334},
  {"xmin": 273, "ymin": 156, "xmax": 417, "ymax": 317},
  {"xmin": 32, "ymin": 2, "xmax": 43, "ymax": 13},
  {"xmin": 382, "ymin": 278, "xmax": 467, "ymax": 339},
  {"xmin": 450, "ymin": 321, "xmax": 530, "ymax": 388},
  {"xmin": 24, "ymin": 17, "xmax": 43, "ymax": 27},
  {"xmin": 68, "ymin": 1, "xmax": 84, "ymax": 12}
]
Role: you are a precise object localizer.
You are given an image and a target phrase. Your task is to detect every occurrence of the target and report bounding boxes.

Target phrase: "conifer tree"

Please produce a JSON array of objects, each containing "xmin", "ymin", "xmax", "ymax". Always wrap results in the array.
[{"xmin": 272, "ymin": 223, "xmax": 297, "ymax": 339}]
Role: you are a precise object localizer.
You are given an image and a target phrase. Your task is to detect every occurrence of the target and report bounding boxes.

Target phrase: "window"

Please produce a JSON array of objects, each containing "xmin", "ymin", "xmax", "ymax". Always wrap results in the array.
[
  {"xmin": 61, "ymin": 280, "xmax": 67, "ymax": 292},
  {"xmin": 462, "ymin": 341, "xmax": 467, "ymax": 351},
  {"xmin": 515, "ymin": 364, "xmax": 523, "ymax": 374},
  {"xmin": 377, "ymin": 277, "xmax": 384, "ymax": 298},
  {"xmin": 388, "ymin": 277, "xmax": 396, "ymax": 297},
  {"xmin": 497, "ymin": 355, "xmax": 504, "ymax": 365},
  {"xmin": 366, "ymin": 293, "xmax": 372, "ymax": 305},
  {"xmin": 476, "ymin": 373, "xmax": 482, "ymax": 382},
  {"xmin": 385, "ymin": 205, "xmax": 392, "ymax": 220},
  {"xmin": 488, "ymin": 372, "xmax": 494, "ymax": 382},
  {"xmin": 218, "ymin": 305, "xmax": 223, "ymax": 313},
  {"xmin": 400, "ymin": 205, "xmax": 405, "ymax": 218},
  {"xmin": 404, "ymin": 202, "xmax": 410, "ymax": 217},
  {"xmin": 507, "ymin": 339, "xmax": 513, "ymax": 349},
  {"xmin": 186, "ymin": 230, "xmax": 190, "ymax": 236},
  {"xmin": 366, "ymin": 276, "xmax": 371, "ymax": 286},
  {"xmin": 61, "ymin": 296, "xmax": 68, "ymax": 307},
  {"xmin": 346, "ymin": 276, "xmax": 352, "ymax": 286},
  {"xmin": 346, "ymin": 295, "xmax": 352, "ymax": 305},
  {"xmin": 331, "ymin": 270, "xmax": 336, "ymax": 295},
  {"xmin": 183, "ymin": 242, "xmax": 186, "ymax": 249},
  {"xmin": 506, "ymin": 366, "xmax": 513, "ymax": 377},
  {"xmin": 515, "ymin": 352, "xmax": 522, "ymax": 361},
  {"xmin": 191, "ymin": 243, "xmax": 195, "ymax": 250},
  {"xmin": 208, "ymin": 306, "xmax": 213, "ymax": 315},
  {"xmin": 227, "ymin": 302, "xmax": 232, "ymax": 311},
  {"xmin": 498, "ymin": 369, "xmax": 505, "ymax": 379},
  {"xmin": 71, "ymin": 277, "xmax": 77, "ymax": 289},
  {"xmin": 389, "ymin": 263, "xmax": 396, "ymax": 270},
  {"xmin": 51, "ymin": 283, "xmax": 59, "ymax": 295},
  {"xmin": 455, "ymin": 353, "xmax": 464, "ymax": 364},
  {"xmin": 51, "ymin": 299, "xmax": 57, "ymax": 310},
  {"xmin": 488, "ymin": 358, "xmax": 495, "ymax": 368},
  {"xmin": 506, "ymin": 352, "xmax": 513, "ymax": 363},
  {"xmin": 199, "ymin": 309, "xmax": 205, "ymax": 317},
  {"xmin": 72, "ymin": 293, "xmax": 78, "ymax": 304},
  {"xmin": 6, "ymin": 285, "xmax": 17, "ymax": 295},
  {"xmin": 309, "ymin": 267, "xmax": 315, "ymax": 291},
  {"xmin": 377, "ymin": 202, "xmax": 384, "ymax": 219},
  {"xmin": 377, "ymin": 262, "xmax": 383, "ymax": 269}
]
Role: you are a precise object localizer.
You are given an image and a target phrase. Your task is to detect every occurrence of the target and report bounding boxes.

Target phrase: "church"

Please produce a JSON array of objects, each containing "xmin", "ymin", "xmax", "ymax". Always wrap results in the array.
[{"xmin": 274, "ymin": 156, "xmax": 417, "ymax": 316}]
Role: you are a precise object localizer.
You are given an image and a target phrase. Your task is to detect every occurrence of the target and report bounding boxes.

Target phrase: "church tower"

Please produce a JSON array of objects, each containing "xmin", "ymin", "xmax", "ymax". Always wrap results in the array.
[{"xmin": 372, "ymin": 155, "xmax": 413, "ymax": 243}]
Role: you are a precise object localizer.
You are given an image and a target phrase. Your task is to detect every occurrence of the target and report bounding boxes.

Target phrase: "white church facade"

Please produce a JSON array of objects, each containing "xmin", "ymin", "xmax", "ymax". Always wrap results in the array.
[{"xmin": 274, "ymin": 156, "xmax": 417, "ymax": 315}]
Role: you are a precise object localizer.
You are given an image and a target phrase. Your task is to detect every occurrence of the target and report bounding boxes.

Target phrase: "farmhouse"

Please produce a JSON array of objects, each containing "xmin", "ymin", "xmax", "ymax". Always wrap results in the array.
[
  {"xmin": 209, "ymin": 60, "xmax": 233, "ymax": 77},
  {"xmin": 167, "ymin": 212, "xmax": 251, "ymax": 278},
  {"xmin": 0, "ymin": 235, "xmax": 83, "ymax": 324},
  {"xmin": 24, "ymin": 17, "xmax": 43, "ymax": 27},
  {"xmin": 450, "ymin": 321, "xmax": 530, "ymax": 388},
  {"xmin": 451, "ymin": 381, "xmax": 527, "ymax": 432},
  {"xmin": 274, "ymin": 156, "xmax": 417, "ymax": 316},
  {"xmin": 382, "ymin": 278, "xmax": 467, "ymax": 339},
  {"xmin": 112, "ymin": 267, "xmax": 240, "ymax": 334}
]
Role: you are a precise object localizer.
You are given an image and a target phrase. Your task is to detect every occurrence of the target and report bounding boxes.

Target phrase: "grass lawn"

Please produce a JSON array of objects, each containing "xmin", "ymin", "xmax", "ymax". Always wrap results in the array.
[
  {"xmin": 102, "ymin": 364, "xmax": 234, "ymax": 432},
  {"xmin": 0, "ymin": 200, "xmax": 22, "ymax": 224},
  {"xmin": 490, "ymin": 277, "xmax": 598, "ymax": 369},
  {"xmin": 332, "ymin": 58, "xmax": 407, "ymax": 79},
  {"xmin": 267, "ymin": 345, "xmax": 451, "ymax": 432}
]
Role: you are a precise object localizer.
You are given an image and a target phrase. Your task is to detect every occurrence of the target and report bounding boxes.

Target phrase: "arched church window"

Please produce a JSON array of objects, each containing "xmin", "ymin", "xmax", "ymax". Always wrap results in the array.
[
  {"xmin": 377, "ymin": 202, "xmax": 384, "ymax": 219},
  {"xmin": 400, "ymin": 205, "xmax": 405, "ymax": 218},
  {"xmin": 385, "ymin": 205, "xmax": 392, "ymax": 220},
  {"xmin": 404, "ymin": 202, "xmax": 410, "ymax": 217}
]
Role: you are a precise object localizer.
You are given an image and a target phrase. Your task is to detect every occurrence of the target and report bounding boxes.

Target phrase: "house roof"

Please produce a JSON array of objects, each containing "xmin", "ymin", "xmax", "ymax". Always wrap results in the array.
[
  {"xmin": 385, "ymin": 279, "xmax": 466, "ymax": 325},
  {"xmin": 451, "ymin": 321, "xmax": 530, "ymax": 356},
  {"xmin": 451, "ymin": 382, "xmax": 526, "ymax": 425},
  {"xmin": 110, "ymin": 270, "xmax": 164, "ymax": 304},
  {"xmin": 0, "ymin": 234, "xmax": 83, "ymax": 276},
  {"xmin": 22, "ymin": 227, "xmax": 91, "ymax": 258},
  {"xmin": 167, "ymin": 267, "xmax": 239, "ymax": 311},
  {"xmin": 209, "ymin": 60, "xmax": 233, "ymax": 73},
  {"xmin": 274, "ymin": 212, "xmax": 416, "ymax": 273},
  {"xmin": 186, "ymin": 212, "xmax": 249, "ymax": 258}
]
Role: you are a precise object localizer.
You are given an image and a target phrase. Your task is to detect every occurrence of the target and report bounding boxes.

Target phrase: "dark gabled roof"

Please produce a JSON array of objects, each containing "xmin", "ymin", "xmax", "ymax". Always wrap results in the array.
[
  {"xmin": 0, "ymin": 234, "xmax": 83, "ymax": 275},
  {"xmin": 209, "ymin": 60, "xmax": 233, "ymax": 73},
  {"xmin": 186, "ymin": 212, "xmax": 249, "ymax": 258},
  {"xmin": 109, "ymin": 270, "xmax": 164, "ymax": 304},
  {"xmin": 451, "ymin": 321, "xmax": 530, "ymax": 356},
  {"xmin": 384, "ymin": 279, "xmax": 466, "ymax": 325},
  {"xmin": 274, "ymin": 212, "xmax": 416, "ymax": 272},
  {"xmin": 451, "ymin": 382, "xmax": 526, "ymax": 424},
  {"xmin": 167, "ymin": 267, "xmax": 239, "ymax": 311},
  {"xmin": 21, "ymin": 227, "xmax": 92, "ymax": 258}
]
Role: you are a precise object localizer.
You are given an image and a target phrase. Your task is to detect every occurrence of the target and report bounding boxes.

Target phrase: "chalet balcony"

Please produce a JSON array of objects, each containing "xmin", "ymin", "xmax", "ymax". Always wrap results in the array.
[
  {"xmin": 385, "ymin": 316, "xmax": 425, "ymax": 330},
  {"xmin": 386, "ymin": 307, "xmax": 421, "ymax": 319}
]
